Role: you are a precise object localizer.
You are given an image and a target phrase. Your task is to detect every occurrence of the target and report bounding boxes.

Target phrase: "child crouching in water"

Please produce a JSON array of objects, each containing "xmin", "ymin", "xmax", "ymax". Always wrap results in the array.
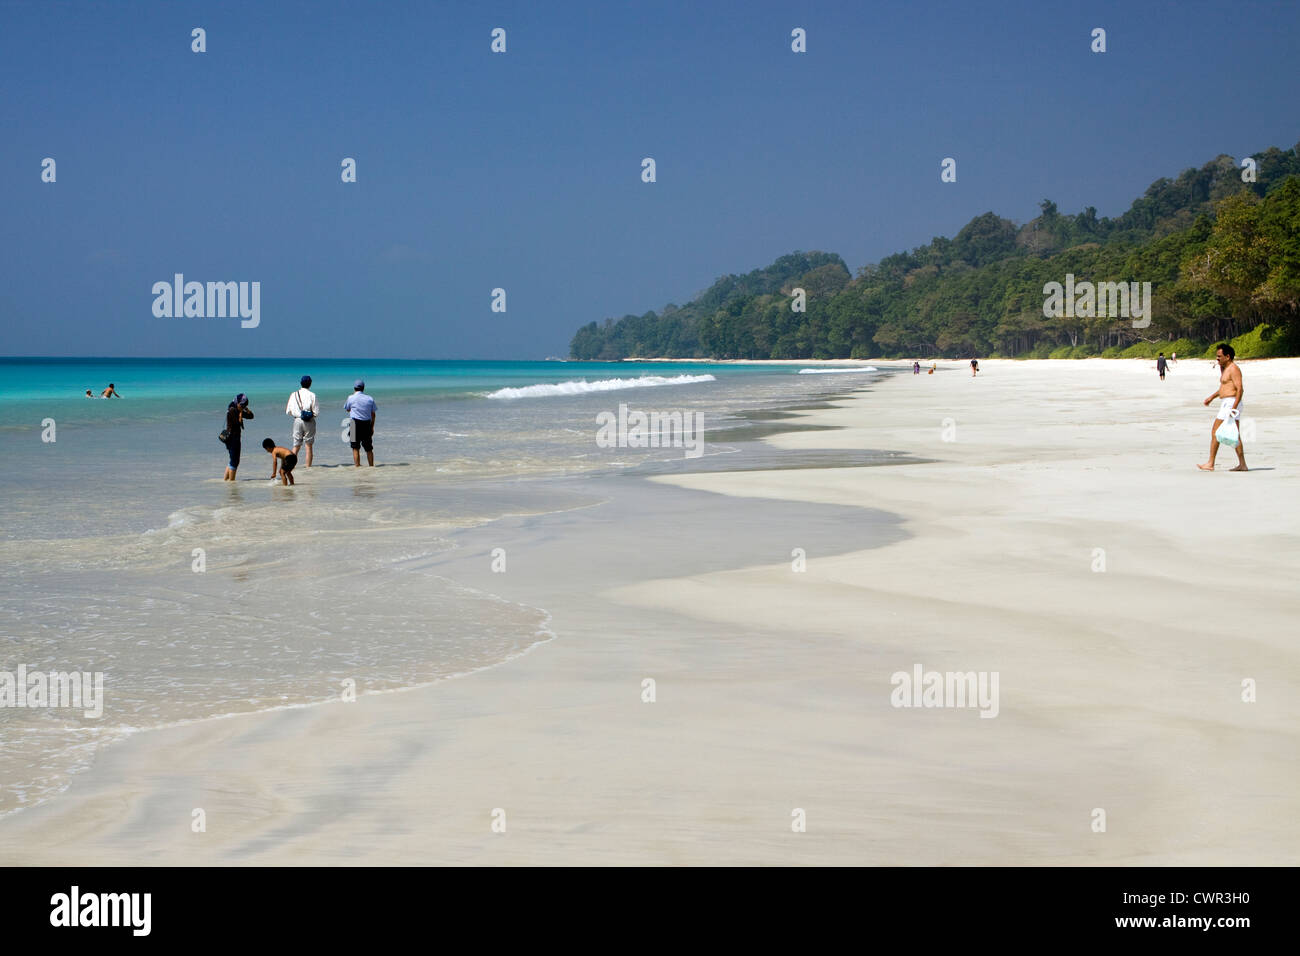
[{"xmin": 262, "ymin": 438, "xmax": 298, "ymax": 485}]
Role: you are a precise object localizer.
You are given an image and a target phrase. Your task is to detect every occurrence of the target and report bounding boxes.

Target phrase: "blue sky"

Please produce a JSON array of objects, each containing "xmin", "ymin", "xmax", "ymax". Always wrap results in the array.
[{"xmin": 2, "ymin": 0, "xmax": 1297, "ymax": 358}]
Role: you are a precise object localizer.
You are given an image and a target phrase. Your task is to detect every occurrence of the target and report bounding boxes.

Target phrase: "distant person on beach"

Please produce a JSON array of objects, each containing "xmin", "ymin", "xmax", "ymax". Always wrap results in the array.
[
  {"xmin": 913, "ymin": 361, "xmax": 920, "ymax": 375},
  {"xmin": 344, "ymin": 379, "xmax": 377, "ymax": 467},
  {"xmin": 1157, "ymin": 352, "xmax": 1169, "ymax": 380},
  {"xmin": 222, "ymin": 394, "xmax": 253, "ymax": 481},
  {"xmin": 1171, "ymin": 352, "xmax": 1178, "ymax": 365},
  {"xmin": 286, "ymin": 375, "xmax": 319, "ymax": 467},
  {"xmin": 970, "ymin": 359, "xmax": 979, "ymax": 376},
  {"xmin": 928, "ymin": 362, "xmax": 936, "ymax": 375},
  {"xmin": 100, "ymin": 383, "xmax": 120, "ymax": 398},
  {"xmin": 1198, "ymin": 343, "xmax": 1247, "ymax": 472},
  {"xmin": 262, "ymin": 439, "xmax": 297, "ymax": 485}
]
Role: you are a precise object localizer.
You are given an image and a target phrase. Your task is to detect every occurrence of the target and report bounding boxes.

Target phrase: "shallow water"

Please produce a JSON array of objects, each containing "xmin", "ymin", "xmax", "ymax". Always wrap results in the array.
[{"xmin": 0, "ymin": 358, "xmax": 892, "ymax": 815}]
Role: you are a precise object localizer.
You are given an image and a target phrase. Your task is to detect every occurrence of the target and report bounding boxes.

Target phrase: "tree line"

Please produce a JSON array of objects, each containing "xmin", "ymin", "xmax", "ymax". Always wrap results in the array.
[{"xmin": 570, "ymin": 145, "xmax": 1300, "ymax": 361}]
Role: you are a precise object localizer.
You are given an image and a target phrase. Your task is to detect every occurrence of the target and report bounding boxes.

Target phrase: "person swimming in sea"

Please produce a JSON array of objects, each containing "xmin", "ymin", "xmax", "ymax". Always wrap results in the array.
[{"xmin": 100, "ymin": 383, "xmax": 120, "ymax": 398}]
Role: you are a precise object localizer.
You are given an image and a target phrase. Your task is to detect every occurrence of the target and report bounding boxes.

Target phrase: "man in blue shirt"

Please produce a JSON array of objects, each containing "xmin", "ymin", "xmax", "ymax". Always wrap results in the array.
[{"xmin": 344, "ymin": 379, "xmax": 378, "ymax": 467}]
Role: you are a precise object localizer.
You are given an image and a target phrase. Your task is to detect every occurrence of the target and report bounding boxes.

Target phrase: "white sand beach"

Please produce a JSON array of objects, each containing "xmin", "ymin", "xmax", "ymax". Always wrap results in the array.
[{"xmin": 3, "ymin": 358, "xmax": 1298, "ymax": 865}]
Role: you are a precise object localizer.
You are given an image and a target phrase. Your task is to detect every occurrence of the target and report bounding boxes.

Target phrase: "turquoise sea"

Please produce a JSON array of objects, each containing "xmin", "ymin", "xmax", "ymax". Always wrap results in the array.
[
  {"xmin": 1, "ymin": 358, "xmax": 857, "ymax": 535},
  {"xmin": 0, "ymin": 357, "xmax": 885, "ymax": 816}
]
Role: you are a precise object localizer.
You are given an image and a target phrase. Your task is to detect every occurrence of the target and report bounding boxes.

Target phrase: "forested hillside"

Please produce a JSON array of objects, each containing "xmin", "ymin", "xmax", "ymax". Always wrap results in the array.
[{"xmin": 569, "ymin": 145, "xmax": 1300, "ymax": 360}]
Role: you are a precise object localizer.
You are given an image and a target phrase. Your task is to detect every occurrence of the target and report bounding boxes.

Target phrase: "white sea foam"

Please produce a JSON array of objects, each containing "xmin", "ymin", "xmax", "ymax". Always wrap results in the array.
[
  {"xmin": 485, "ymin": 374, "xmax": 716, "ymax": 399},
  {"xmin": 141, "ymin": 508, "xmax": 207, "ymax": 534},
  {"xmin": 797, "ymin": 367, "xmax": 879, "ymax": 374}
]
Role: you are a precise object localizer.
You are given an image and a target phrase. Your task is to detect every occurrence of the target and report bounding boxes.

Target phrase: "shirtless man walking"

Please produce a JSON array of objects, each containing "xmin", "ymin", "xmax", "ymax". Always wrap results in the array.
[{"xmin": 1198, "ymin": 343, "xmax": 1247, "ymax": 472}]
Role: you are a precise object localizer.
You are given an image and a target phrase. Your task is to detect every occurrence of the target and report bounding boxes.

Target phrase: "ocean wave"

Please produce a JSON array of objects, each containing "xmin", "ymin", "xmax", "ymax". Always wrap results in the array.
[
  {"xmin": 484, "ymin": 374, "xmax": 716, "ymax": 399},
  {"xmin": 796, "ymin": 367, "xmax": 879, "ymax": 374}
]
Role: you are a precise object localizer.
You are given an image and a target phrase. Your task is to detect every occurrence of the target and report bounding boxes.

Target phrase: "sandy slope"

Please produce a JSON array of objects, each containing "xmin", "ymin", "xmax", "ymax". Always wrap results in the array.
[{"xmin": 2, "ymin": 358, "xmax": 1297, "ymax": 865}]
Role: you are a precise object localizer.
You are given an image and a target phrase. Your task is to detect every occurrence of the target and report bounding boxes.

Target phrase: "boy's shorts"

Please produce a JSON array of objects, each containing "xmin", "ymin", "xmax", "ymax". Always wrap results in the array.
[
  {"xmin": 292, "ymin": 418, "xmax": 316, "ymax": 446},
  {"xmin": 282, "ymin": 453, "xmax": 298, "ymax": 473},
  {"xmin": 349, "ymin": 419, "xmax": 374, "ymax": 451}
]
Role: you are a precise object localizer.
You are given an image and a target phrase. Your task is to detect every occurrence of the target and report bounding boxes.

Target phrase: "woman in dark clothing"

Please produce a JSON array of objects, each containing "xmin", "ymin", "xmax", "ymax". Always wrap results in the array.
[{"xmin": 223, "ymin": 393, "xmax": 254, "ymax": 481}]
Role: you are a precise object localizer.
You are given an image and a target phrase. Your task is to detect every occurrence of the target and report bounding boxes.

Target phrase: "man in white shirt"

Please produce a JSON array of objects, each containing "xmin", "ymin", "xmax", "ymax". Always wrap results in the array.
[{"xmin": 286, "ymin": 375, "xmax": 320, "ymax": 467}]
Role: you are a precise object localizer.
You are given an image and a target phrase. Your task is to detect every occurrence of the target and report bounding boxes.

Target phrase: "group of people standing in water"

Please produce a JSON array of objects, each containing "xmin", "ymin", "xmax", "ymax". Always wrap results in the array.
[{"xmin": 221, "ymin": 375, "xmax": 379, "ymax": 483}]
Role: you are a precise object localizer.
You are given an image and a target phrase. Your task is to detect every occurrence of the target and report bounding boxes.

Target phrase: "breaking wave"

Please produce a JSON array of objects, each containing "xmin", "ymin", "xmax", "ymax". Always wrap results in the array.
[{"xmin": 485, "ymin": 374, "xmax": 716, "ymax": 399}]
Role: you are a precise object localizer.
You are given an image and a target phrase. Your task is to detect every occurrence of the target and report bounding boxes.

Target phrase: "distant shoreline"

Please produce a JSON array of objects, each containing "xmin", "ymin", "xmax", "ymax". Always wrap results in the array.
[
  {"xmin": 622, "ymin": 357, "xmax": 881, "ymax": 365},
  {"xmin": 619, "ymin": 356, "xmax": 1232, "ymax": 365}
]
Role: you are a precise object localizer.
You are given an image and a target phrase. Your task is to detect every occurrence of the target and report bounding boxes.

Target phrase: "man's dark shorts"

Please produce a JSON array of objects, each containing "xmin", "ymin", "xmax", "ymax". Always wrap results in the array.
[{"xmin": 349, "ymin": 419, "xmax": 374, "ymax": 452}]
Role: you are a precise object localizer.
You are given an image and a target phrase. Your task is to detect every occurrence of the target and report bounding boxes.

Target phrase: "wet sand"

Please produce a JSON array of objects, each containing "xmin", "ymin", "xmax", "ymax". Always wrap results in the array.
[{"xmin": 3, "ymin": 358, "xmax": 1298, "ymax": 865}]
